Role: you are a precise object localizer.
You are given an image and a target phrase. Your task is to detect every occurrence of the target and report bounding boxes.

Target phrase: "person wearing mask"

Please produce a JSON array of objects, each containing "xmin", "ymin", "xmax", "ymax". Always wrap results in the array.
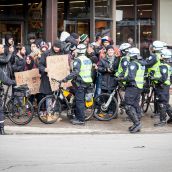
[
  {"xmin": 13, "ymin": 44, "xmax": 26, "ymax": 72},
  {"xmin": 121, "ymin": 48, "xmax": 145, "ymax": 133},
  {"xmin": 0, "ymin": 68, "xmax": 16, "ymax": 135},
  {"xmin": 152, "ymin": 49, "xmax": 172, "ymax": 126},
  {"xmin": 61, "ymin": 44, "xmax": 93, "ymax": 125}
]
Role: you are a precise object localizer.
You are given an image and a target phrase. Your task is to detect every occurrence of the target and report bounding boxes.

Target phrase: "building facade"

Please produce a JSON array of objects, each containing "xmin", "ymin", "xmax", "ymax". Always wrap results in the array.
[{"xmin": 0, "ymin": 0, "xmax": 171, "ymax": 47}]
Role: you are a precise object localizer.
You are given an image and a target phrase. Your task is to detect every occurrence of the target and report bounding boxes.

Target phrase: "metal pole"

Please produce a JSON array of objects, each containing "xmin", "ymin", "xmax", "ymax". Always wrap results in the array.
[
  {"xmin": 138, "ymin": 20, "xmax": 140, "ymax": 50},
  {"xmin": 90, "ymin": 0, "xmax": 95, "ymax": 42},
  {"xmin": 134, "ymin": 0, "xmax": 137, "ymax": 47}
]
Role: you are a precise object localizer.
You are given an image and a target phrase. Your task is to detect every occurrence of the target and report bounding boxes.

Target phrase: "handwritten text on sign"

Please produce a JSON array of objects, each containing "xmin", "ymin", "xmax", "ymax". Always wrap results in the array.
[
  {"xmin": 15, "ymin": 69, "xmax": 41, "ymax": 95},
  {"xmin": 46, "ymin": 55, "xmax": 71, "ymax": 91}
]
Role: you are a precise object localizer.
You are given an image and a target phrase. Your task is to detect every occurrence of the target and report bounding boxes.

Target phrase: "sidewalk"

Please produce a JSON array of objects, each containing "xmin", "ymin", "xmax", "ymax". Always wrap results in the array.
[{"xmin": 5, "ymin": 112, "xmax": 172, "ymax": 134}]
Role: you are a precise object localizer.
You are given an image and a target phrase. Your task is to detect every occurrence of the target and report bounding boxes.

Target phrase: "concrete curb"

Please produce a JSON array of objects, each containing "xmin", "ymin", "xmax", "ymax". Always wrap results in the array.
[{"xmin": 5, "ymin": 125, "xmax": 172, "ymax": 135}]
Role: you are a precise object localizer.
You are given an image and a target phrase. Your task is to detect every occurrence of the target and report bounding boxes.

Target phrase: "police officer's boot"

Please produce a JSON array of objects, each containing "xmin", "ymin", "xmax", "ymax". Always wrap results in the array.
[
  {"xmin": 0, "ymin": 127, "xmax": 5, "ymax": 135},
  {"xmin": 166, "ymin": 104, "xmax": 172, "ymax": 124},
  {"xmin": 125, "ymin": 106, "xmax": 141, "ymax": 133},
  {"xmin": 154, "ymin": 104, "xmax": 166, "ymax": 127}
]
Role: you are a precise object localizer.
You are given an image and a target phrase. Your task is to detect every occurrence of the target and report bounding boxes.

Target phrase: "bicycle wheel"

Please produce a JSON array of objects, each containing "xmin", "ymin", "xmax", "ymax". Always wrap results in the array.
[
  {"xmin": 7, "ymin": 97, "xmax": 34, "ymax": 125},
  {"xmin": 84, "ymin": 103, "xmax": 94, "ymax": 121},
  {"xmin": 141, "ymin": 92, "xmax": 151, "ymax": 113},
  {"xmin": 93, "ymin": 93, "xmax": 118, "ymax": 121},
  {"xmin": 38, "ymin": 95, "xmax": 62, "ymax": 124}
]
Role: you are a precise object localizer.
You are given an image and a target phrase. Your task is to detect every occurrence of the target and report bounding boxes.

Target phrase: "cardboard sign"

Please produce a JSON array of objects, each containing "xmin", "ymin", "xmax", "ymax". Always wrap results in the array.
[
  {"xmin": 15, "ymin": 69, "xmax": 41, "ymax": 95},
  {"xmin": 46, "ymin": 55, "xmax": 71, "ymax": 91}
]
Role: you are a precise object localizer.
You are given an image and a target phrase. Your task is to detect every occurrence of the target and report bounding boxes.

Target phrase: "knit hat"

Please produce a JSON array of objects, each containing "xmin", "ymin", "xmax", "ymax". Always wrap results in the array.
[
  {"xmin": 53, "ymin": 40, "xmax": 62, "ymax": 49},
  {"xmin": 71, "ymin": 33, "xmax": 79, "ymax": 39},
  {"xmin": 106, "ymin": 45, "xmax": 114, "ymax": 51},
  {"xmin": 80, "ymin": 34, "xmax": 88, "ymax": 43}
]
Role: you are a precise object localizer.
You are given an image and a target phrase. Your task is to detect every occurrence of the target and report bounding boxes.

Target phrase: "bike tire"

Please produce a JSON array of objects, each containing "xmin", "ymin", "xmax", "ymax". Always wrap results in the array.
[
  {"xmin": 93, "ymin": 93, "xmax": 118, "ymax": 121},
  {"xmin": 38, "ymin": 95, "xmax": 62, "ymax": 124},
  {"xmin": 84, "ymin": 103, "xmax": 94, "ymax": 121},
  {"xmin": 7, "ymin": 98, "xmax": 34, "ymax": 125},
  {"xmin": 141, "ymin": 92, "xmax": 151, "ymax": 113}
]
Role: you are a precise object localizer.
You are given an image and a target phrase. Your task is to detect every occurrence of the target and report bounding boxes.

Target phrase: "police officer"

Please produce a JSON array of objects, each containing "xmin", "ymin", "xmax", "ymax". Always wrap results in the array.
[
  {"xmin": 0, "ymin": 68, "xmax": 16, "ymax": 135},
  {"xmin": 146, "ymin": 40, "xmax": 164, "ymax": 75},
  {"xmin": 152, "ymin": 48, "xmax": 172, "ymax": 126},
  {"xmin": 62, "ymin": 44, "xmax": 93, "ymax": 125},
  {"xmin": 116, "ymin": 43, "xmax": 131, "ymax": 78},
  {"xmin": 121, "ymin": 48, "xmax": 145, "ymax": 133}
]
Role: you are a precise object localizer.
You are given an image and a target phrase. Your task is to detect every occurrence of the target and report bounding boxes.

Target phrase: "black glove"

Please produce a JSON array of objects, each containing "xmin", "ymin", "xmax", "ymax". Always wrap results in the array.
[{"xmin": 11, "ymin": 80, "xmax": 16, "ymax": 86}]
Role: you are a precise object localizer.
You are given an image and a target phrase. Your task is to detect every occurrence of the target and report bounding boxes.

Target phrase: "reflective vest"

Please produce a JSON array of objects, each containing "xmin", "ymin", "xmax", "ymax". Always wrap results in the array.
[
  {"xmin": 154, "ymin": 63, "xmax": 171, "ymax": 86},
  {"xmin": 125, "ymin": 61, "xmax": 145, "ymax": 89},
  {"xmin": 77, "ymin": 55, "xmax": 93, "ymax": 83},
  {"xmin": 148, "ymin": 53, "xmax": 161, "ymax": 74},
  {"xmin": 116, "ymin": 55, "xmax": 130, "ymax": 77}
]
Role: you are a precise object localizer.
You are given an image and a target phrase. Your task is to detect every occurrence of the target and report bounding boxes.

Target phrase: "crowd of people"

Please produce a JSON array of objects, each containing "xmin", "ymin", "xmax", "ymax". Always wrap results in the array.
[{"xmin": 0, "ymin": 31, "xmax": 172, "ymax": 135}]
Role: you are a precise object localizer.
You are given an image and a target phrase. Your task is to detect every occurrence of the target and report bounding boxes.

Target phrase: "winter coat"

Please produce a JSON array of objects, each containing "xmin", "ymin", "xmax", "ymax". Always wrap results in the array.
[
  {"xmin": 98, "ymin": 56, "xmax": 119, "ymax": 91},
  {"xmin": 12, "ymin": 55, "xmax": 26, "ymax": 72},
  {"xmin": 0, "ymin": 53, "xmax": 12, "ymax": 77},
  {"xmin": 38, "ymin": 48, "xmax": 64, "ymax": 95}
]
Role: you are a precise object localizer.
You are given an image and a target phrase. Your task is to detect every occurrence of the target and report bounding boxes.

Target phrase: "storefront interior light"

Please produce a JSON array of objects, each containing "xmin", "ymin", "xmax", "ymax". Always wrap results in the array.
[{"xmin": 0, "ymin": 4, "xmax": 23, "ymax": 7}]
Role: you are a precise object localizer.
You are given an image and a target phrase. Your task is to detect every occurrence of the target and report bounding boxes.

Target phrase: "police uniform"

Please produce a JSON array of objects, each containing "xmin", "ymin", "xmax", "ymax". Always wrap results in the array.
[
  {"xmin": 63, "ymin": 54, "xmax": 93, "ymax": 124},
  {"xmin": 124, "ymin": 59, "xmax": 145, "ymax": 133},
  {"xmin": 116, "ymin": 55, "xmax": 130, "ymax": 78},
  {"xmin": 153, "ymin": 62, "xmax": 172, "ymax": 126},
  {"xmin": 0, "ymin": 68, "xmax": 16, "ymax": 134}
]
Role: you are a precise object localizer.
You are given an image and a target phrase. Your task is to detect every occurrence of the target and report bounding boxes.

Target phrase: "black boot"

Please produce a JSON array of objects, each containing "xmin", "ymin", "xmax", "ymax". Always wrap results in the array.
[
  {"xmin": 154, "ymin": 104, "xmax": 167, "ymax": 127},
  {"xmin": 166, "ymin": 104, "xmax": 172, "ymax": 124},
  {"xmin": 125, "ymin": 106, "xmax": 141, "ymax": 133},
  {"xmin": 0, "ymin": 127, "xmax": 5, "ymax": 135},
  {"xmin": 167, "ymin": 118, "xmax": 172, "ymax": 124}
]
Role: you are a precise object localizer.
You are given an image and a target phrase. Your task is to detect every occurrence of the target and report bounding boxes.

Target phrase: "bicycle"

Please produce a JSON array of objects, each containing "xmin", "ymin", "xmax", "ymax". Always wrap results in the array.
[
  {"xmin": 141, "ymin": 75, "xmax": 158, "ymax": 115},
  {"xmin": 1, "ymin": 84, "xmax": 34, "ymax": 125},
  {"xmin": 93, "ymin": 81, "xmax": 125, "ymax": 121},
  {"xmin": 37, "ymin": 79, "xmax": 94, "ymax": 124}
]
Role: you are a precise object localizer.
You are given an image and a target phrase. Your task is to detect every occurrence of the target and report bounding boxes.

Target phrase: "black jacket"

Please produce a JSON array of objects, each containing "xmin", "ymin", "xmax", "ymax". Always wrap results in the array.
[
  {"xmin": 0, "ymin": 68, "xmax": 15, "ymax": 86},
  {"xmin": 13, "ymin": 55, "xmax": 26, "ymax": 72},
  {"xmin": 0, "ymin": 53, "xmax": 12, "ymax": 77},
  {"xmin": 98, "ymin": 56, "xmax": 119, "ymax": 91},
  {"xmin": 38, "ymin": 48, "xmax": 64, "ymax": 95}
]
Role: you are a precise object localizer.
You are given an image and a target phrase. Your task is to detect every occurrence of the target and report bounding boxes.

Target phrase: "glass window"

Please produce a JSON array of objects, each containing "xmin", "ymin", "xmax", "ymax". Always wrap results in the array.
[
  {"xmin": 116, "ymin": 0, "xmax": 156, "ymax": 53},
  {"xmin": 95, "ymin": 0, "xmax": 112, "ymax": 18}
]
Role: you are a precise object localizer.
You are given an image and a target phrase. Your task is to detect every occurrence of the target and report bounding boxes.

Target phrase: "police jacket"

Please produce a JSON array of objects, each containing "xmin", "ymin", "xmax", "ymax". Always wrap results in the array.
[
  {"xmin": 64, "ymin": 54, "xmax": 93, "ymax": 87},
  {"xmin": 124, "ymin": 59, "xmax": 145, "ymax": 89},
  {"xmin": 0, "ymin": 68, "xmax": 15, "ymax": 86},
  {"xmin": 116, "ymin": 55, "xmax": 130, "ymax": 77},
  {"xmin": 153, "ymin": 61, "xmax": 171, "ymax": 86},
  {"xmin": 98, "ymin": 56, "xmax": 119, "ymax": 91}
]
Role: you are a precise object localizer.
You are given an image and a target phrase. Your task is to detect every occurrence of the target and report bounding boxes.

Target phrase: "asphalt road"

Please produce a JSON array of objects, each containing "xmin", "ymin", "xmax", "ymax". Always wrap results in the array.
[{"xmin": 0, "ymin": 134, "xmax": 172, "ymax": 172}]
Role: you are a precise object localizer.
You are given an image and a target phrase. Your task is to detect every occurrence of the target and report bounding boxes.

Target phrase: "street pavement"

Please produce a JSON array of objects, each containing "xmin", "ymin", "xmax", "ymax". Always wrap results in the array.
[
  {"xmin": 4, "ymin": 110, "xmax": 172, "ymax": 135},
  {"xmin": 1, "ymin": 134, "xmax": 172, "ymax": 172}
]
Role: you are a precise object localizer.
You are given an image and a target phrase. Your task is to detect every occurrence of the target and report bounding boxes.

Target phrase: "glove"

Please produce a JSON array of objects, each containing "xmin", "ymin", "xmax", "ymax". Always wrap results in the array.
[{"xmin": 11, "ymin": 80, "xmax": 16, "ymax": 86}]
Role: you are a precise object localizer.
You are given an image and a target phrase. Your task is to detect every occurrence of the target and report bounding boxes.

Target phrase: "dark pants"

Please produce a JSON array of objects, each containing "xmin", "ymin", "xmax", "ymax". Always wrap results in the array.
[
  {"xmin": 0, "ymin": 97, "xmax": 4, "ymax": 128},
  {"xmin": 124, "ymin": 86, "xmax": 142, "ymax": 116},
  {"xmin": 75, "ymin": 86, "xmax": 88, "ymax": 122},
  {"xmin": 154, "ymin": 85, "xmax": 172, "ymax": 121}
]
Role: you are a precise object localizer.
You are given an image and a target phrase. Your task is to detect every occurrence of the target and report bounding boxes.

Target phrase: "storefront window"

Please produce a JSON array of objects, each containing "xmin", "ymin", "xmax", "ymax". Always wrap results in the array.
[
  {"xmin": 58, "ymin": 0, "xmax": 90, "ymax": 36},
  {"xmin": 28, "ymin": 0, "xmax": 43, "ymax": 38},
  {"xmin": 116, "ymin": 0, "xmax": 156, "ymax": 53},
  {"xmin": 95, "ymin": 0, "xmax": 112, "ymax": 18}
]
